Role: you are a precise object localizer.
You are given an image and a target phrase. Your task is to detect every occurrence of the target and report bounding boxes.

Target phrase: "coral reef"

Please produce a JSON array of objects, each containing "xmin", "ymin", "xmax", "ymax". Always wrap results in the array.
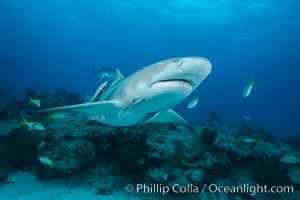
[
  {"xmin": 0, "ymin": 127, "xmax": 39, "ymax": 167},
  {"xmin": 288, "ymin": 167, "xmax": 300, "ymax": 186},
  {"xmin": 251, "ymin": 157, "xmax": 290, "ymax": 186},
  {"xmin": 25, "ymin": 89, "xmax": 37, "ymax": 100},
  {"xmin": 0, "ymin": 109, "xmax": 8, "ymax": 121},
  {"xmin": 49, "ymin": 88, "xmax": 81, "ymax": 107},
  {"xmin": 203, "ymin": 110, "xmax": 221, "ymax": 127},
  {"xmin": 201, "ymin": 127, "xmax": 218, "ymax": 144},
  {"xmin": 37, "ymin": 139, "xmax": 97, "ymax": 177},
  {"xmin": 0, "ymin": 167, "xmax": 8, "ymax": 183},
  {"xmin": 0, "ymin": 88, "xmax": 299, "ymax": 199}
]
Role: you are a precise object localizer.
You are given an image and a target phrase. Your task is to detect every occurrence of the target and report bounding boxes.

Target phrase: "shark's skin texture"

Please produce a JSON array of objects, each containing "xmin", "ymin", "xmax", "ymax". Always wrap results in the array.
[{"xmin": 40, "ymin": 57, "xmax": 212, "ymax": 126}]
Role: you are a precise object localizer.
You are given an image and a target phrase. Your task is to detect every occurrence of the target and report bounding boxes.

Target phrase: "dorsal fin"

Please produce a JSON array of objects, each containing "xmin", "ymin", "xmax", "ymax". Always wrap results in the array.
[{"xmin": 111, "ymin": 69, "xmax": 124, "ymax": 86}]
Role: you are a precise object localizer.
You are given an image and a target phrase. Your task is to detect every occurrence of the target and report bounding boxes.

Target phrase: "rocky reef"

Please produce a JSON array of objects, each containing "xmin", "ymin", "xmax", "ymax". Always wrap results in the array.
[{"xmin": 0, "ymin": 89, "xmax": 299, "ymax": 199}]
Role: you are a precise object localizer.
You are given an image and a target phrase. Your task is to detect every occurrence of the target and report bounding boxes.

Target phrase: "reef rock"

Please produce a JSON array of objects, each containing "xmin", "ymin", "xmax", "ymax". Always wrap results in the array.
[
  {"xmin": 201, "ymin": 127, "xmax": 218, "ymax": 144},
  {"xmin": 214, "ymin": 129, "xmax": 298, "ymax": 162},
  {"xmin": 147, "ymin": 168, "xmax": 169, "ymax": 182},
  {"xmin": 251, "ymin": 141, "xmax": 297, "ymax": 159},
  {"xmin": 288, "ymin": 167, "xmax": 300, "ymax": 185},
  {"xmin": 143, "ymin": 124, "xmax": 230, "ymax": 185},
  {"xmin": 184, "ymin": 168, "xmax": 205, "ymax": 183},
  {"xmin": 0, "ymin": 167, "xmax": 8, "ymax": 183},
  {"xmin": 39, "ymin": 140, "xmax": 97, "ymax": 176},
  {"xmin": 0, "ymin": 127, "xmax": 39, "ymax": 166},
  {"xmin": 214, "ymin": 130, "xmax": 253, "ymax": 161},
  {"xmin": 0, "ymin": 119, "xmax": 19, "ymax": 137}
]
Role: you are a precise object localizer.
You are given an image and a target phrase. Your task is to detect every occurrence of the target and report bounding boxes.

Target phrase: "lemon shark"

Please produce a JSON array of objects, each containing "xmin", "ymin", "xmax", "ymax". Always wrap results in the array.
[{"xmin": 40, "ymin": 57, "xmax": 212, "ymax": 126}]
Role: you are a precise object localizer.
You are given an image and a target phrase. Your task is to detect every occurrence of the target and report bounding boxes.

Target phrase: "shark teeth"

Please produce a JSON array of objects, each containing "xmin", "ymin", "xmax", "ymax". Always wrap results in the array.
[{"xmin": 157, "ymin": 79, "xmax": 193, "ymax": 87}]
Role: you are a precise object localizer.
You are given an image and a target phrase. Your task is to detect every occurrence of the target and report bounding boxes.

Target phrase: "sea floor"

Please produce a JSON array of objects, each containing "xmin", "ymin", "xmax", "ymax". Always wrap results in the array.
[{"xmin": 0, "ymin": 170, "xmax": 136, "ymax": 200}]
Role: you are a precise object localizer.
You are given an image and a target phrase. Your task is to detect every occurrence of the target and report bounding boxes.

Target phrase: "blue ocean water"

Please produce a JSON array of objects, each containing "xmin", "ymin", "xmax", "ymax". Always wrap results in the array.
[{"xmin": 0, "ymin": 0, "xmax": 299, "ymax": 137}]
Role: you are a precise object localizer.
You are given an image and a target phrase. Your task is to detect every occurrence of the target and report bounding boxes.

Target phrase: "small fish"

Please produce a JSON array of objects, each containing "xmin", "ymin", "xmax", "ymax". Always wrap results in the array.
[
  {"xmin": 209, "ymin": 110, "xmax": 217, "ymax": 117},
  {"xmin": 243, "ymin": 115, "xmax": 252, "ymax": 121},
  {"xmin": 38, "ymin": 141, "xmax": 46, "ymax": 152},
  {"xmin": 242, "ymin": 138, "xmax": 258, "ymax": 143},
  {"xmin": 29, "ymin": 97, "xmax": 41, "ymax": 107},
  {"xmin": 187, "ymin": 95, "xmax": 199, "ymax": 109},
  {"xmin": 120, "ymin": 98, "xmax": 144, "ymax": 116},
  {"xmin": 29, "ymin": 122, "xmax": 46, "ymax": 131},
  {"xmin": 19, "ymin": 117, "xmax": 46, "ymax": 131},
  {"xmin": 242, "ymin": 75, "xmax": 255, "ymax": 98},
  {"xmin": 38, "ymin": 157, "xmax": 54, "ymax": 169},
  {"xmin": 92, "ymin": 67, "xmax": 115, "ymax": 82},
  {"xmin": 91, "ymin": 81, "xmax": 108, "ymax": 102},
  {"xmin": 48, "ymin": 112, "xmax": 67, "ymax": 119},
  {"xmin": 139, "ymin": 110, "xmax": 164, "ymax": 126},
  {"xmin": 280, "ymin": 155, "xmax": 300, "ymax": 164}
]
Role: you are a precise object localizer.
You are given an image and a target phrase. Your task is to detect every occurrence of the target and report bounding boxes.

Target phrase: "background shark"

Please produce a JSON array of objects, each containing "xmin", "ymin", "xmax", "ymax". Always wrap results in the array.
[{"xmin": 40, "ymin": 57, "xmax": 212, "ymax": 126}]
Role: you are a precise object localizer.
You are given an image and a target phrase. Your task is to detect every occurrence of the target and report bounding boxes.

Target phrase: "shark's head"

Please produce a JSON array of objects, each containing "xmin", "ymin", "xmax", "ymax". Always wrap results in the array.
[
  {"xmin": 150, "ymin": 57, "xmax": 212, "ymax": 91},
  {"xmin": 127, "ymin": 57, "xmax": 212, "ymax": 112}
]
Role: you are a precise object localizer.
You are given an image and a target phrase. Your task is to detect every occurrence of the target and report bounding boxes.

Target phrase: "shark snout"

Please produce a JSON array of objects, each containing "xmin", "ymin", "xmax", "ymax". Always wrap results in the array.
[
  {"xmin": 180, "ymin": 57, "xmax": 211, "ymax": 74},
  {"xmin": 149, "ymin": 57, "xmax": 212, "ymax": 90},
  {"xmin": 177, "ymin": 57, "xmax": 212, "ymax": 88}
]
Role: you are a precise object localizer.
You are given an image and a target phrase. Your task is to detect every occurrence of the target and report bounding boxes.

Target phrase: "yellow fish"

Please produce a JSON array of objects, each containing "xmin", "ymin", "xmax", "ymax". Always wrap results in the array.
[
  {"xmin": 243, "ymin": 75, "xmax": 255, "ymax": 98},
  {"xmin": 19, "ymin": 117, "xmax": 46, "ymax": 131},
  {"xmin": 48, "ymin": 112, "xmax": 67, "ymax": 119},
  {"xmin": 38, "ymin": 157, "xmax": 54, "ymax": 169},
  {"xmin": 29, "ymin": 97, "xmax": 41, "ymax": 107}
]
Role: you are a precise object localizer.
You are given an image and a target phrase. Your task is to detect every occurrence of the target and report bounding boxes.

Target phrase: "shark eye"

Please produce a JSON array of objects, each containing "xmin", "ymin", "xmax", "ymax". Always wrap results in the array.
[{"xmin": 178, "ymin": 61, "xmax": 184, "ymax": 70}]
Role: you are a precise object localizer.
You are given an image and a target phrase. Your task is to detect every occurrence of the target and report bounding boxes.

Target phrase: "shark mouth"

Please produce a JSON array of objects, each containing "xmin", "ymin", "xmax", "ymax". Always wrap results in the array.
[{"xmin": 154, "ymin": 79, "xmax": 193, "ymax": 87}]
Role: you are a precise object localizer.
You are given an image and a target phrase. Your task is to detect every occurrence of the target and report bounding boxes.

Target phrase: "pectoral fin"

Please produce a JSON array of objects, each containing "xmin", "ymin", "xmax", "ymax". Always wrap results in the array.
[
  {"xmin": 154, "ymin": 109, "xmax": 191, "ymax": 127},
  {"xmin": 39, "ymin": 100, "xmax": 125, "ymax": 116}
]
